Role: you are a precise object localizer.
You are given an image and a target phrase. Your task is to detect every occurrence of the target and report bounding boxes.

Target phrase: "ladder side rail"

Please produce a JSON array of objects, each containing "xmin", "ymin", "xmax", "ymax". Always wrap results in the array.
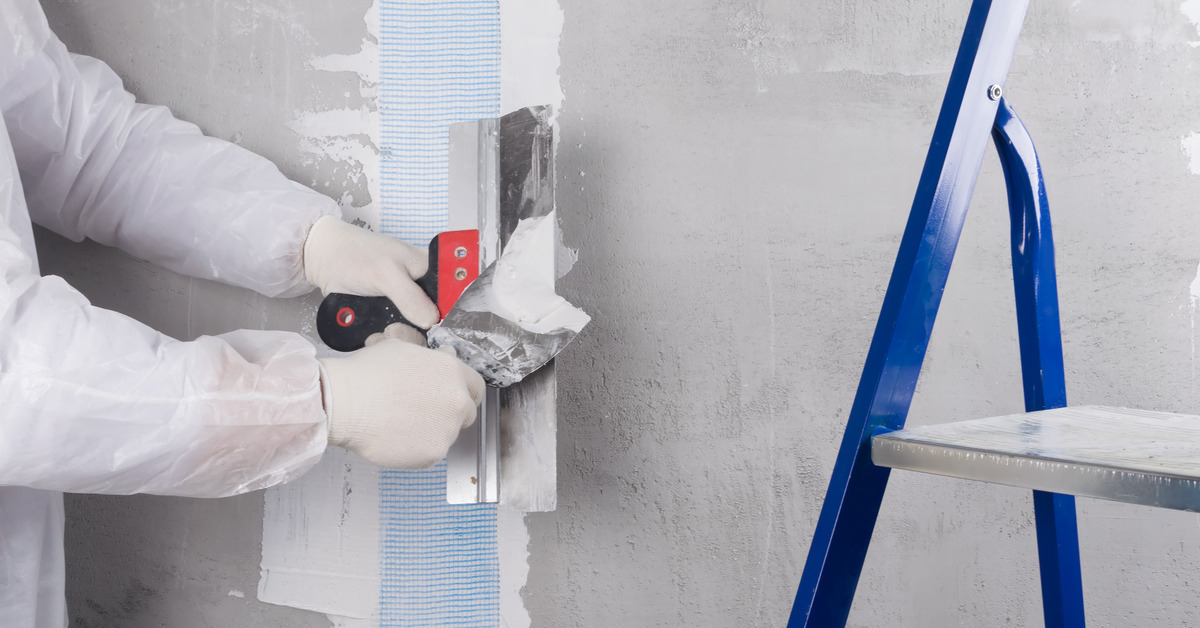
[
  {"xmin": 992, "ymin": 99, "xmax": 1086, "ymax": 628},
  {"xmin": 992, "ymin": 99, "xmax": 1068, "ymax": 411},
  {"xmin": 789, "ymin": 2, "xmax": 1030, "ymax": 625}
]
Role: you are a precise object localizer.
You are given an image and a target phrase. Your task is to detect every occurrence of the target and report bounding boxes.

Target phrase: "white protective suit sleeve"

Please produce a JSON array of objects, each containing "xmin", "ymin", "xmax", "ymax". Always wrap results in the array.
[
  {"xmin": 0, "ymin": 8, "xmax": 335, "ymax": 497},
  {"xmin": 5, "ymin": 29, "xmax": 338, "ymax": 297}
]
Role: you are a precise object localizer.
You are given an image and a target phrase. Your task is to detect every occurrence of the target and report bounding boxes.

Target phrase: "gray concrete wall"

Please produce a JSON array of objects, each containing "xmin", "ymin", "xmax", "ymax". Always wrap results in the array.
[
  {"xmin": 38, "ymin": 1, "xmax": 371, "ymax": 625},
  {"xmin": 35, "ymin": 0, "xmax": 1200, "ymax": 626},
  {"xmin": 534, "ymin": 0, "xmax": 1200, "ymax": 626}
]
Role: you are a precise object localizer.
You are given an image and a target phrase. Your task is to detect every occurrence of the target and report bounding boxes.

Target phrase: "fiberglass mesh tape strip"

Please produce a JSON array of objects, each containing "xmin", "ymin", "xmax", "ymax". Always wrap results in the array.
[
  {"xmin": 380, "ymin": 0, "xmax": 501, "ymax": 244},
  {"xmin": 380, "ymin": 463, "xmax": 498, "ymax": 625},
  {"xmin": 378, "ymin": 2, "xmax": 500, "ymax": 626}
]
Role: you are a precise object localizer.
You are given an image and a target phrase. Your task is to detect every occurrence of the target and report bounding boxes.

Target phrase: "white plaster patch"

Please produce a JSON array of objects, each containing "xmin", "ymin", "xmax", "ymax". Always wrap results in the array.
[
  {"xmin": 1184, "ymin": 0, "xmax": 1200, "ymax": 46},
  {"xmin": 1190, "ymin": 261, "xmax": 1200, "ymax": 304},
  {"xmin": 1182, "ymin": 132, "xmax": 1200, "ymax": 174},
  {"xmin": 291, "ymin": 1, "xmax": 381, "ymax": 230},
  {"xmin": 498, "ymin": 507, "xmax": 532, "ymax": 627},
  {"xmin": 309, "ymin": 33, "xmax": 379, "ymax": 82},
  {"xmin": 227, "ymin": 589, "xmax": 246, "ymax": 599},
  {"xmin": 291, "ymin": 109, "xmax": 374, "ymax": 138},
  {"xmin": 1190, "ymin": 261, "xmax": 1200, "ymax": 370},
  {"xmin": 501, "ymin": 0, "xmax": 564, "ymax": 112},
  {"xmin": 555, "ymin": 215, "xmax": 579, "ymax": 279},
  {"xmin": 258, "ymin": 449, "xmax": 382, "ymax": 620},
  {"xmin": 495, "ymin": 2, "xmax": 567, "ymax": 625}
]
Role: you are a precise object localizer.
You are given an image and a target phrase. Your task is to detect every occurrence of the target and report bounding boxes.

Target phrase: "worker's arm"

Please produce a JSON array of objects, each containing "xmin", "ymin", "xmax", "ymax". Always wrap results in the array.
[
  {"xmin": 0, "ymin": 23, "xmax": 440, "ymax": 325},
  {"xmin": 0, "ymin": 210, "xmax": 328, "ymax": 496},
  {"xmin": 0, "ymin": 10, "xmax": 479, "ymax": 495},
  {"xmin": 0, "ymin": 10, "xmax": 328, "ymax": 496},
  {"xmin": 0, "ymin": 23, "xmax": 329, "ymax": 299},
  {"xmin": 0, "ymin": 209, "xmax": 483, "ymax": 495}
]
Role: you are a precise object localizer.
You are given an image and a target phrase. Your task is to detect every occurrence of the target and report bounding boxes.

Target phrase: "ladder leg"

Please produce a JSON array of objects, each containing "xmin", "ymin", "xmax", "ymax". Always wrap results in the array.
[
  {"xmin": 992, "ymin": 98, "xmax": 1086, "ymax": 628},
  {"xmin": 1033, "ymin": 492, "xmax": 1086, "ymax": 628},
  {"xmin": 788, "ymin": 2, "xmax": 1029, "ymax": 625}
]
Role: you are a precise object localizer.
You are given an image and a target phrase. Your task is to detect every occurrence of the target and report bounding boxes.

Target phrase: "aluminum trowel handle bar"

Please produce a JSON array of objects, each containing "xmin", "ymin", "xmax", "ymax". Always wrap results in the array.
[{"xmin": 316, "ymin": 230, "xmax": 480, "ymax": 352}]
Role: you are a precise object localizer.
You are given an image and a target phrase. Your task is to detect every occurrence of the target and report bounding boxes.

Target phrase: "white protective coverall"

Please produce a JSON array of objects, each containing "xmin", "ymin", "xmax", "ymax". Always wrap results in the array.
[{"xmin": 0, "ymin": 3, "xmax": 343, "ymax": 624}]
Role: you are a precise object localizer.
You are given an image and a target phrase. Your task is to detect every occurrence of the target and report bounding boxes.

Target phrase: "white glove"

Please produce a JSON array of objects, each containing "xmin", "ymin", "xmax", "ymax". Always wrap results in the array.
[
  {"xmin": 303, "ymin": 216, "xmax": 440, "ymax": 328},
  {"xmin": 365, "ymin": 322, "xmax": 426, "ymax": 347},
  {"xmin": 320, "ymin": 338, "xmax": 485, "ymax": 469}
]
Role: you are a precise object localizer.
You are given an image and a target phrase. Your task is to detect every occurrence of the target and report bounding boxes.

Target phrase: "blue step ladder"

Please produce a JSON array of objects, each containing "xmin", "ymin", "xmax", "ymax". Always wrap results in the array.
[{"xmin": 790, "ymin": 1, "xmax": 1200, "ymax": 626}]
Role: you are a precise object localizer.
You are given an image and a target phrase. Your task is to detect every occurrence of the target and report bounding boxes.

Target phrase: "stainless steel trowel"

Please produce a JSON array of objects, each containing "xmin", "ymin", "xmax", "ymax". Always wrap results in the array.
[{"xmin": 315, "ymin": 106, "xmax": 576, "ymax": 511}]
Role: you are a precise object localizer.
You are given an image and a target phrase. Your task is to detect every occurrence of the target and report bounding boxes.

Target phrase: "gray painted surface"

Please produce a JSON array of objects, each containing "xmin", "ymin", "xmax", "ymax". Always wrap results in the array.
[
  {"xmin": 38, "ymin": 0, "xmax": 372, "ymax": 625},
  {"xmin": 532, "ymin": 0, "xmax": 1200, "ymax": 626}
]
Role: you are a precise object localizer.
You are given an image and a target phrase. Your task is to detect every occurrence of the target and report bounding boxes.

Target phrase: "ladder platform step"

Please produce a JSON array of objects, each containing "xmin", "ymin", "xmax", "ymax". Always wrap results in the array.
[{"xmin": 872, "ymin": 406, "xmax": 1200, "ymax": 512}]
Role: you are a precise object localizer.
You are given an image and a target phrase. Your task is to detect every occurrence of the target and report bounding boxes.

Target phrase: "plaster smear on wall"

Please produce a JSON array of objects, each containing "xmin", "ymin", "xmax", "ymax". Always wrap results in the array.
[
  {"xmin": 1184, "ymin": 132, "xmax": 1200, "ymax": 387},
  {"xmin": 1190, "ymin": 262, "xmax": 1200, "ymax": 375},
  {"xmin": 290, "ymin": 1, "xmax": 382, "ymax": 230},
  {"xmin": 1182, "ymin": 131, "xmax": 1200, "ymax": 175},
  {"xmin": 497, "ymin": 1, "xmax": 564, "ymax": 626},
  {"xmin": 501, "ymin": 0, "xmax": 564, "ymax": 113},
  {"xmin": 262, "ymin": 1, "xmax": 563, "ymax": 624},
  {"xmin": 260, "ymin": 2, "xmax": 383, "ymax": 625},
  {"xmin": 259, "ymin": 449, "xmax": 381, "ymax": 624},
  {"xmin": 1183, "ymin": 0, "xmax": 1200, "ymax": 46}
]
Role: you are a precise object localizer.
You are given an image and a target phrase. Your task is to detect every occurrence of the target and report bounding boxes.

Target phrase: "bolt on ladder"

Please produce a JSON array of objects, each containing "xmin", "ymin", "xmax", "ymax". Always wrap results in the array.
[{"xmin": 789, "ymin": 1, "xmax": 1200, "ymax": 626}]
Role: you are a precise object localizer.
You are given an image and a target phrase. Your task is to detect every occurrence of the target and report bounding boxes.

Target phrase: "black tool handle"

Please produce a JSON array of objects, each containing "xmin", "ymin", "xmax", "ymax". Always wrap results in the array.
[{"xmin": 316, "ymin": 239, "xmax": 442, "ymax": 352}]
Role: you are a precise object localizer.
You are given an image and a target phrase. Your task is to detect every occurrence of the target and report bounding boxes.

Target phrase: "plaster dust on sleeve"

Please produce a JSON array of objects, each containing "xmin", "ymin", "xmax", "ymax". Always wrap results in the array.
[{"xmin": 259, "ymin": 1, "xmax": 383, "ymax": 624}]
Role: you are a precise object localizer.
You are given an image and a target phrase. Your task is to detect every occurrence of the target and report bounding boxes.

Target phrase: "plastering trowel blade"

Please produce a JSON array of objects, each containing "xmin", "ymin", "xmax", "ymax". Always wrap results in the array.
[{"xmin": 443, "ymin": 105, "xmax": 575, "ymax": 511}]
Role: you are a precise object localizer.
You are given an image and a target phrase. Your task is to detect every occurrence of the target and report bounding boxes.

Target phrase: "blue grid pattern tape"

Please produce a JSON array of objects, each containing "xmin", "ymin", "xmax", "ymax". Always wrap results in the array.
[
  {"xmin": 378, "ymin": 1, "xmax": 500, "ymax": 626},
  {"xmin": 380, "ymin": 0, "xmax": 500, "ymax": 244}
]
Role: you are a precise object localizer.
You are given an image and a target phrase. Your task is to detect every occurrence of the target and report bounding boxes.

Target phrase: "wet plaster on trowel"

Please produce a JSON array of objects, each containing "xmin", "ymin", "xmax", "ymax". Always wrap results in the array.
[
  {"xmin": 430, "ymin": 211, "xmax": 590, "ymax": 387},
  {"xmin": 493, "ymin": 212, "xmax": 589, "ymax": 335}
]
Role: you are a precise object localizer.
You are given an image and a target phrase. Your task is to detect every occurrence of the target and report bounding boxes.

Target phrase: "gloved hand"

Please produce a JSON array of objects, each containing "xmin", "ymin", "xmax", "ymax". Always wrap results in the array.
[
  {"xmin": 303, "ymin": 216, "xmax": 440, "ymax": 328},
  {"xmin": 319, "ymin": 338, "xmax": 486, "ymax": 469},
  {"xmin": 364, "ymin": 322, "xmax": 426, "ymax": 347}
]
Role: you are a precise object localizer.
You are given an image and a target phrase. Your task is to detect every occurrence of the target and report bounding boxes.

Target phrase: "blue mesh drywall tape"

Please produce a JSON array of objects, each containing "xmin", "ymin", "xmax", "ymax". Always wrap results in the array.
[
  {"xmin": 380, "ymin": 1, "xmax": 500, "ymax": 244},
  {"xmin": 378, "ymin": 1, "xmax": 499, "ymax": 626}
]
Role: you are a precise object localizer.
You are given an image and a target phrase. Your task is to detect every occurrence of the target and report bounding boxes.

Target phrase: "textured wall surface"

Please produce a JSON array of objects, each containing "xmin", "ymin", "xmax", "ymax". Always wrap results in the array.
[
  {"xmin": 531, "ymin": 0, "xmax": 1200, "ymax": 626},
  {"xmin": 34, "ymin": 0, "xmax": 1200, "ymax": 626},
  {"xmin": 38, "ymin": 1, "xmax": 372, "ymax": 625}
]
